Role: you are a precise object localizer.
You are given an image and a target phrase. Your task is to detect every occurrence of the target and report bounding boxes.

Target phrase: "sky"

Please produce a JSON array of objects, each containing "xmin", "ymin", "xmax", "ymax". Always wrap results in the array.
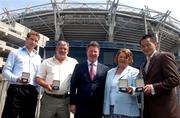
[{"xmin": 0, "ymin": 0, "xmax": 180, "ymax": 21}]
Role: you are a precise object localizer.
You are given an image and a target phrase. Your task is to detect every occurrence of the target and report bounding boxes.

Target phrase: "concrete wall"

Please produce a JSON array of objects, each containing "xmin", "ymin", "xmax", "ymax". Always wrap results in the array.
[{"xmin": 0, "ymin": 75, "xmax": 8, "ymax": 117}]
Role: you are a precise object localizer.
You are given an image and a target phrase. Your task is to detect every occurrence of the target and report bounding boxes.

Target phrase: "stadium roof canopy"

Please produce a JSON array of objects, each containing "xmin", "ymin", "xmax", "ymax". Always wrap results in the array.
[{"xmin": 0, "ymin": 1, "xmax": 180, "ymax": 52}]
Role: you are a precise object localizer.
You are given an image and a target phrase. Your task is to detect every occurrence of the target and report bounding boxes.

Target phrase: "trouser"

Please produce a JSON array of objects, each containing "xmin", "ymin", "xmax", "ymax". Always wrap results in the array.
[
  {"xmin": 39, "ymin": 93, "xmax": 70, "ymax": 118},
  {"xmin": 2, "ymin": 84, "xmax": 38, "ymax": 118},
  {"xmin": 104, "ymin": 106, "xmax": 138, "ymax": 118}
]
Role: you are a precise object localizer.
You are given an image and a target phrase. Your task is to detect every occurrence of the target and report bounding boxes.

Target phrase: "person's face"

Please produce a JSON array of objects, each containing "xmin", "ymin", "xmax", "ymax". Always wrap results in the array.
[
  {"xmin": 140, "ymin": 38, "xmax": 157, "ymax": 57},
  {"xmin": 25, "ymin": 35, "xmax": 39, "ymax": 51},
  {"xmin": 87, "ymin": 46, "xmax": 99, "ymax": 63},
  {"xmin": 55, "ymin": 44, "xmax": 69, "ymax": 61},
  {"xmin": 117, "ymin": 52, "xmax": 129, "ymax": 67}
]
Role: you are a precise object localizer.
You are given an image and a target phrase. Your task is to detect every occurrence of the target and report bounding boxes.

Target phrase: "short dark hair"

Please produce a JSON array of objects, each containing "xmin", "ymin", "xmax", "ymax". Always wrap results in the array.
[
  {"xmin": 87, "ymin": 41, "xmax": 100, "ymax": 50},
  {"xmin": 139, "ymin": 34, "xmax": 157, "ymax": 44},
  {"xmin": 27, "ymin": 31, "xmax": 40, "ymax": 40}
]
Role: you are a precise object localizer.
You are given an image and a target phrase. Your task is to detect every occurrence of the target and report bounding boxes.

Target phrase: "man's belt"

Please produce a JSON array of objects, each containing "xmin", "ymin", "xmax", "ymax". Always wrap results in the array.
[{"xmin": 45, "ymin": 92, "xmax": 69, "ymax": 98}]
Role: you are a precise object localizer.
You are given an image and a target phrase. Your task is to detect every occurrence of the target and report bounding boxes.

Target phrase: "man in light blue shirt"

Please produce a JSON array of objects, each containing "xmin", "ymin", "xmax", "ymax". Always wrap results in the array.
[{"xmin": 2, "ymin": 31, "xmax": 41, "ymax": 118}]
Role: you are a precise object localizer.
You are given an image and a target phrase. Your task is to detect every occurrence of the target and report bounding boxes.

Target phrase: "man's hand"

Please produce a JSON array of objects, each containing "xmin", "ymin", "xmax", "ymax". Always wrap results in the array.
[
  {"xmin": 144, "ymin": 84, "xmax": 152, "ymax": 94},
  {"xmin": 17, "ymin": 77, "xmax": 29, "ymax": 84},
  {"xmin": 45, "ymin": 83, "xmax": 53, "ymax": 92},
  {"xmin": 70, "ymin": 105, "xmax": 76, "ymax": 114}
]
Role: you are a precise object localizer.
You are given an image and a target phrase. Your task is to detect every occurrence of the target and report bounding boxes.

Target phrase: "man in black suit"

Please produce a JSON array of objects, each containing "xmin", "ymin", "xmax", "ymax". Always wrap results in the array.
[{"xmin": 70, "ymin": 41, "xmax": 109, "ymax": 118}]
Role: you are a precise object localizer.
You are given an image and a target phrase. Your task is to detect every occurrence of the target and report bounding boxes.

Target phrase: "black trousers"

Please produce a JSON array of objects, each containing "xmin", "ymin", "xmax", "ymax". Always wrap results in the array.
[{"xmin": 2, "ymin": 84, "xmax": 38, "ymax": 118}]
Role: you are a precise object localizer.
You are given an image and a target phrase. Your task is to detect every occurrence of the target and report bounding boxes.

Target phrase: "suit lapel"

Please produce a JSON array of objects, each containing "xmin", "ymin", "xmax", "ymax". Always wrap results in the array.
[
  {"xmin": 142, "ymin": 62, "xmax": 146, "ymax": 75},
  {"xmin": 94, "ymin": 63, "xmax": 100, "ymax": 81},
  {"xmin": 146, "ymin": 52, "xmax": 158, "ymax": 75},
  {"xmin": 119, "ymin": 66, "xmax": 130, "ymax": 79},
  {"xmin": 84, "ymin": 62, "xmax": 92, "ymax": 81}
]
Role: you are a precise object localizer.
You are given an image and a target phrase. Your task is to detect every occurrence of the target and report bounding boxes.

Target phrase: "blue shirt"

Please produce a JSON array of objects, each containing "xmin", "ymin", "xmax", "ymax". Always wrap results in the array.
[{"xmin": 2, "ymin": 47, "xmax": 41, "ymax": 88}]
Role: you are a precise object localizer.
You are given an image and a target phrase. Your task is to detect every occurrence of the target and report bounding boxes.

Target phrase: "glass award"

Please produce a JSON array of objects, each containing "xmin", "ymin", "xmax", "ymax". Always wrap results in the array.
[
  {"xmin": 21, "ymin": 72, "xmax": 30, "ymax": 83},
  {"xmin": 135, "ymin": 79, "xmax": 144, "ymax": 92},
  {"xmin": 52, "ymin": 80, "xmax": 60, "ymax": 90},
  {"xmin": 119, "ymin": 79, "xmax": 128, "ymax": 92}
]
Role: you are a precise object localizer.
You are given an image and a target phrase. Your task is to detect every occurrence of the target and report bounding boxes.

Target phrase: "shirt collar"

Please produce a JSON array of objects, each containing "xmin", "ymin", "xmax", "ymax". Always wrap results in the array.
[
  {"xmin": 146, "ymin": 50, "xmax": 156, "ymax": 60},
  {"xmin": 22, "ymin": 46, "xmax": 37, "ymax": 55},
  {"xmin": 53, "ymin": 56, "xmax": 69, "ymax": 63},
  {"xmin": 87, "ymin": 60, "xmax": 98, "ymax": 66}
]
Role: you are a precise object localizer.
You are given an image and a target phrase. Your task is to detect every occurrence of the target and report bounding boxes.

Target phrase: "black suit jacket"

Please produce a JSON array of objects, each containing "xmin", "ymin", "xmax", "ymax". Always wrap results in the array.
[
  {"xmin": 70, "ymin": 61, "xmax": 109, "ymax": 118},
  {"xmin": 142, "ymin": 52, "xmax": 180, "ymax": 118}
]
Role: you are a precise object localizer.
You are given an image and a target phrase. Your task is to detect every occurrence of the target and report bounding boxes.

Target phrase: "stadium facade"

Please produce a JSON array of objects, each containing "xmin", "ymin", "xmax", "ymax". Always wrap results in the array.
[
  {"xmin": 0, "ymin": 1, "xmax": 180, "ymax": 117},
  {"xmin": 0, "ymin": 1, "xmax": 180, "ymax": 68}
]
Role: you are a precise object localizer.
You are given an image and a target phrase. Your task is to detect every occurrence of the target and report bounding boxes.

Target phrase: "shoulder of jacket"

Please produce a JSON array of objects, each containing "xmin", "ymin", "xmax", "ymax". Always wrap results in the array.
[
  {"xmin": 98, "ymin": 63, "xmax": 109, "ymax": 68},
  {"xmin": 108, "ymin": 67, "xmax": 117, "ymax": 73},
  {"xmin": 159, "ymin": 51, "xmax": 174, "ymax": 58},
  {"xmin": 76, "ymin": 61, "xmax": 86, "ymax": 66},
  {"xmin": 127, "ymin": 66, "xmax": 139, "ymax": 73},
  {"xmin": 160, "ymin": 51, "xmax": 170, "ymax": 55}
]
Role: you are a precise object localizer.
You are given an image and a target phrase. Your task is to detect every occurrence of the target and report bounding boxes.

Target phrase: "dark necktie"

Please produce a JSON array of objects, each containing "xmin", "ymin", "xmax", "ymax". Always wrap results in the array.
[{"xmin": 90, "ymin": 63, "xmax": 95, "ymax": 80}]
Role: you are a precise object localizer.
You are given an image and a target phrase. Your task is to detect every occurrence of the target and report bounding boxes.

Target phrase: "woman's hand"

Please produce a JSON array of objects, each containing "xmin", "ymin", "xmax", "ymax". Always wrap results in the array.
[{"xmin": 127, "ymin": 87, "xmax": 133, "ymax": 94}]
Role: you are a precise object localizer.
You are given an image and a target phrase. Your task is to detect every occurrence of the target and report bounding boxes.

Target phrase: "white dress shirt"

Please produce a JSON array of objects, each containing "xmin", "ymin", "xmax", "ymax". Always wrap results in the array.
[
  {"xmin": 87, "ymin": 60, "xmax": 97, "ymax": 75},
  {"xmin": 37, "ymin": 56, "xmax": 78, "ymax": 95}
]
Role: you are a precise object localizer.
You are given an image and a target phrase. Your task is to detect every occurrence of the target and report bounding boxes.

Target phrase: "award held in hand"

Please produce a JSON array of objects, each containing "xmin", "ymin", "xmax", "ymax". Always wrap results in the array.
[
  {"xmin": 21, "ymin": 72, "xmax": 30, "ymax": 83},
  {"xmin": 119, "ymin": 79, "xmax": 128, "ymax": 92},
  {"xmin": 135, "ymin": 79, "xmax": 144, "ymax": 92},
  {"xmin": 52, "ymin": 80, "xmax": 60, "ymax": 90}
]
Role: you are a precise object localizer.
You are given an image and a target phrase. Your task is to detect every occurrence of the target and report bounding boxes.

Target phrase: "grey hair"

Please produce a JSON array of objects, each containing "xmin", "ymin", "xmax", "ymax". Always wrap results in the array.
[{"xmin": 56, "ymin": 40, "xmax": 69, "ymax": 47}]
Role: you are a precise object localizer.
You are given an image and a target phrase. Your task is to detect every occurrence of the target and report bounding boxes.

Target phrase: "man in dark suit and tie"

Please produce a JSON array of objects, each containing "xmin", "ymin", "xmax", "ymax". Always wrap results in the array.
[
  {"xmin": 70, "ymin": 41, "xmax": 109, "ymax": 118},
  {"xmin": 139, "ymin": 34, "xmax": 180, "ymax": 118}
]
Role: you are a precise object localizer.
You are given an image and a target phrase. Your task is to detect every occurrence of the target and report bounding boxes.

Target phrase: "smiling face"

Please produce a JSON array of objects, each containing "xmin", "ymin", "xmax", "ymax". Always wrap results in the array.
[
  {"xmin": 140, "ymin": 38, "xmax": 157, "ymax": 57},
  {"xmin": 87, "ymin": 46, "xmax": 100, "ymax": 63},
  {"xmin": 25, "ymin": 34, "xmax": 39, "ymax": 52},
  {"xmin": 115, "ymin": 48, "xmax": 133, "ymax": 68},
  {"xmin": 117, "ymin": 52, "xmax": 129, "ymax": 66},
  {"xmin": 55, "ymin": 42, "xmax": 69, "ymax": 62}
]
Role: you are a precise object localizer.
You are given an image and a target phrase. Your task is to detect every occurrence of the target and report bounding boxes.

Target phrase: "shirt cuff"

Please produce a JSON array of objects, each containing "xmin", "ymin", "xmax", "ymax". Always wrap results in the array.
[
  {"xmin": 150, "ymin": 84, "xmax": 155, "ymax": 95},
  {"xmin": 11, "ymin": 75, "xmax": 18, "ymax": 82}
]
